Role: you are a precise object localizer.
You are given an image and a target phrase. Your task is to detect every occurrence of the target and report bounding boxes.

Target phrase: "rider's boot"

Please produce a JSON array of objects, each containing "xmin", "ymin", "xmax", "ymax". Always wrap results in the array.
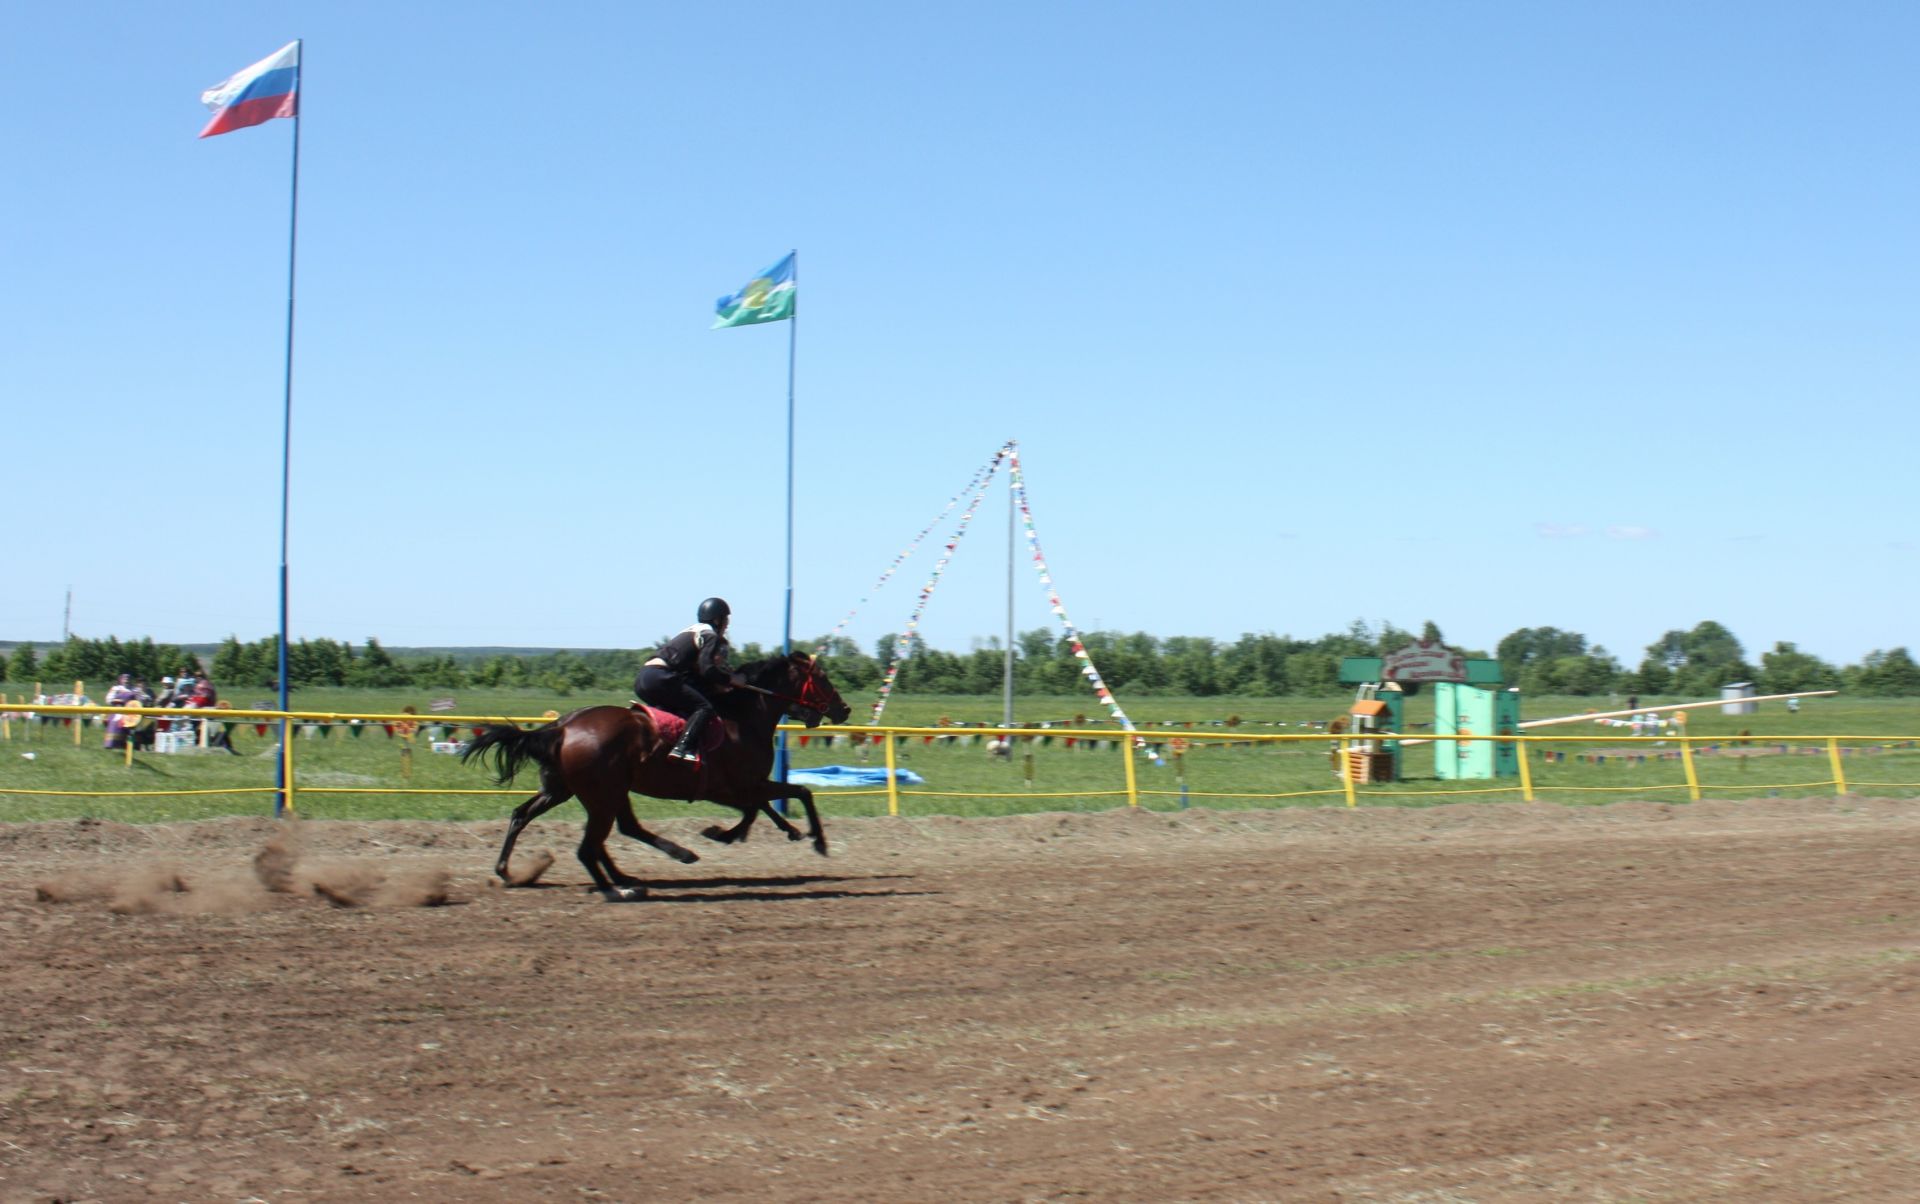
[{"xmin": 669, "ymin": 709, "xmax": 711, "ymax": 762}]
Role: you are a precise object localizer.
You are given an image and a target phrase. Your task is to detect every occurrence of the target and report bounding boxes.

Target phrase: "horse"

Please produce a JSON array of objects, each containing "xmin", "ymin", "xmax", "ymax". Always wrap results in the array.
[{"xmin": 461, "ymin": 652, "xmax": 852, "ymax": 901}]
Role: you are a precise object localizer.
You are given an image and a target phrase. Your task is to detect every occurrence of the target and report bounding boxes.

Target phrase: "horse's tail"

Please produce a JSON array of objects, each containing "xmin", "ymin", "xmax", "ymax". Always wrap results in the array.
[{"xmin": 461, "ymin": 721, "xmax": 564, "ymax": 785}]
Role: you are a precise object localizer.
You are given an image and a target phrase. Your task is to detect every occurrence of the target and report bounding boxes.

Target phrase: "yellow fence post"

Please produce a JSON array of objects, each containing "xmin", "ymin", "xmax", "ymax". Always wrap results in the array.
[
  {"xmin": 1679, "ymin": 736, "xmax": 1701, "ymax": 801},
  {"xmin": 284, "ymin": 719, "xmax": 298, "ymax": 816},
  {"xmin": 1122, "ymin": 738, "xmax": 1140, "ymax": 808},
  {"xmin": 883, "ymin": 730, "xmax": 900, "ymax": 817},
  {"xmin": 73, "ymin": 680, "xmax": 84, "ymax": 746},
  {"xmin": 1339, "ymin": 734, "xmax": 1357, "ymax": 808},
  {"xmin": 1827, "ymin": 736, "xmax": 1848, "ymax": 796},
  {"xmin": 1516, "ymin": 734, "xmax": 1536, "ymax": 802}
]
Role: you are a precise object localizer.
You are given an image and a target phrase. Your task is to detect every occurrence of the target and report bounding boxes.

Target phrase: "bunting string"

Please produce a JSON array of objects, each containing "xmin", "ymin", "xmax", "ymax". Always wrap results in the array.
[
  {"xmin": 820, "ymin": 448, "xmax": 1007, "ymax": 657},
  {"xmin": 868, "ymin": 445, "xmax": 1012, "ymax": 723},
  {"xmin": 1007, "ymin": 444, "xmax": 1151, "ymax": 755}
]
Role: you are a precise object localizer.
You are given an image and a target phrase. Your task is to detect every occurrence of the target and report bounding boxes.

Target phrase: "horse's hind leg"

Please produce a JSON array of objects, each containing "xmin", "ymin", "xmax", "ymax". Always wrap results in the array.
[
  {"xmin": 496, "ymin": 789, "xmax": 571, "ymax": 884},
  {"xmin": 574, "ymin": 805, "xmax": 627, "ymax": 898}
]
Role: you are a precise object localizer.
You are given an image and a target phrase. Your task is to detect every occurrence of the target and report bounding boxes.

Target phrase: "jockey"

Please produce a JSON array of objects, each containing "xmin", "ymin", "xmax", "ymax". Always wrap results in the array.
[{"xmin": 636, "ymin": 597, "xmax": 744, "ymax": 763}]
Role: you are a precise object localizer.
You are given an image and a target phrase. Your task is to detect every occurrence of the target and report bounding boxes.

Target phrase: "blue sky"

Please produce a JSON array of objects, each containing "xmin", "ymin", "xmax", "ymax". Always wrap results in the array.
[{"xmin": 4, "ymin": 2, "xmax": 1916, "ymax": 670}]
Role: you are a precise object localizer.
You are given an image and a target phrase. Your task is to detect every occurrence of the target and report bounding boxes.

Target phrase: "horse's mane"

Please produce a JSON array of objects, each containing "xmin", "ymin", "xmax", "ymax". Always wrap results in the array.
[
  {"xmin": 714, "ymin": 654, "xmax": 804, "ymax": 720},
  {"xmin": 736, "ymin": 654, "xmax": 800, "ymax": 686}
]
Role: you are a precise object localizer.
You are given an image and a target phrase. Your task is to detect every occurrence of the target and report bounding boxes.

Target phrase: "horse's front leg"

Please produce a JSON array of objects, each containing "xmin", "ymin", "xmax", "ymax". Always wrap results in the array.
[
  {"xmin": 758, "ymin": 802, "xmax": 805, "ymax": 841},
  {"xmin": 614, "ymin": 798, "xmax": 700, "ymax": 865},
  {"xmin": 701, "ymin": 804, "xmax": 760, "ymax": 845},
  {"xmin": 763, "ymin": 782, "xmax": 827, "ymax": 856}
]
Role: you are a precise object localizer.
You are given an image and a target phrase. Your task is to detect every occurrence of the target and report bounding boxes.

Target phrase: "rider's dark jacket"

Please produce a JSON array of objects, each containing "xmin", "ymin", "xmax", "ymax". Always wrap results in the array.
[{"xmin": 644, "ymin": 623, "xmax": 733, "ymax": 688}]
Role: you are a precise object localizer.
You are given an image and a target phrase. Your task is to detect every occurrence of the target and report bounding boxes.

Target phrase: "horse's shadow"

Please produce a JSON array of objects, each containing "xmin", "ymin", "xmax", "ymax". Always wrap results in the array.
[
  {"xmin": 517, "ymin": 870, "xmax": 930, "ymax": 904},
  {"xmin": 644, "ymin": 886, "xmax": 936, "ymax": 903},
  {"xmin": 653, "ymin": 872, "xmax": 914, "ymax": 890}
]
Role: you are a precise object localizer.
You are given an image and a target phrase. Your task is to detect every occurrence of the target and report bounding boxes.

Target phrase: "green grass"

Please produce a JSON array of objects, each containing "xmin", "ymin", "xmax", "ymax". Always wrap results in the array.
[{"xmin": 2, "ymin": 686, "xmax": 1918, "ymax": 824}]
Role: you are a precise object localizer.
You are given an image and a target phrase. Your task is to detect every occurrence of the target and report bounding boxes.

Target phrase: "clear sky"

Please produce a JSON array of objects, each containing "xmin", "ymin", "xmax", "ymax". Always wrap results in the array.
[{"xmin": 4, "ymin": 2, "xmax": 1916, "ymax": 670}]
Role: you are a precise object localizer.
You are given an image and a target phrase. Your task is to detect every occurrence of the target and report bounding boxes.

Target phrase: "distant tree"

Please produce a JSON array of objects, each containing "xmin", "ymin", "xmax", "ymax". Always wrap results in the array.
[
  {"xmin": 0, "ymin": 649, "xmax": 8, "ymax": 682},
  {"xmin": 1420, "ymin": 620, "xmax": 1445, "ymax": 645},
  {"xmin": 813, "ymin": 634, "xmax": 881, "ymax": 692},
  {"xmin": 9, "ymin": 644, "xmax": 35, "ymax": 684},
  {"xmin": 1641, "ymin": 621, "xmax": 1755, "ymax": 697},
  {"xmin": 413, "ymin": 654, "xmax": 466, "ymax": 689},
  {"xmin": 1372, "ymin": 620, "xmax": 1415, "ymax": 655},
  {"xmin": 1496, "ymin": 627, "xmax": 1590, "ymax": 683},
  {"xmin": 347, "ymin": 638, "xmax": 410, "ymax": 688},
  {"xmin": 1521, "ymin": 649, "xmax": 1622, "ymax": 695},
  {"xmin": 961, "ymin": 645, "xmax": 1006, "ymax": 694},
  {"xmin": 1284, "ymin": 651, "xmax": 1343, "ymax": 695},
  {"xmin": 1016, "ymin": 628, "xmax": 1056, "ymax": 664},
  {"xmin": 1847, "ymin": 648, "xmax": 1920, "ymax": 696},
  {"xmin": 1756, "ymin": 642, "xmax": 1841, "ymax": 694},
  {"xmin": 1163, "ymin": 636, "xmax": 1223, "ymax": 696}
]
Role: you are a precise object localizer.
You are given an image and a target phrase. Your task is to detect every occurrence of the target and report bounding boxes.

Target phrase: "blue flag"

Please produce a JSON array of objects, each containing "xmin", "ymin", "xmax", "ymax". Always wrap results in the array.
[{"xmin": 713, "ymin": 253, "xmax": 796, "ymax": 328}]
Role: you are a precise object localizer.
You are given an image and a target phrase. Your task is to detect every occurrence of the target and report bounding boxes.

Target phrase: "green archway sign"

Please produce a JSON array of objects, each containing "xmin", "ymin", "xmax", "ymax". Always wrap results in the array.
[{"xmin": 1339, "ymin": 641, "xmax": 1503, "ymax": 686}]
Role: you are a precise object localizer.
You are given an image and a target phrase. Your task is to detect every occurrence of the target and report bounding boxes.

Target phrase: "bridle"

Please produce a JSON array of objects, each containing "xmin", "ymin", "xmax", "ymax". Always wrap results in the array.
[{"xmin": 736, "ymin": 655, "xmax": 831, "ymax": 714}]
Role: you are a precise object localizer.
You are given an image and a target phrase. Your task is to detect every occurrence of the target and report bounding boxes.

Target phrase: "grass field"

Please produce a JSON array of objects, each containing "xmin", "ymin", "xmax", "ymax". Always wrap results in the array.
[{"xmin": 2, "ymin": 684, "xmax": 1918, "ymax": 824}]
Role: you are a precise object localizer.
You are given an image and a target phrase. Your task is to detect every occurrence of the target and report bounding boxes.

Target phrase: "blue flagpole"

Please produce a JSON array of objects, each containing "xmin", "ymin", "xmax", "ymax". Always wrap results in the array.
[
  {"xmin": 775, "ymin": 249, "xmax": 796, "ymax": 794},
  {"xmin": 274, "ymin": 40, "xmax": 302, "ymax": 817}
]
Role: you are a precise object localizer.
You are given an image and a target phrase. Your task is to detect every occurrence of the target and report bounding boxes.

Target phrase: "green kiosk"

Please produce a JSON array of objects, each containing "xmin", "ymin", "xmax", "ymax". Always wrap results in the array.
[{"xmin": 1339, "ymin": 640, "xmax": 1519, "ymax": 781}]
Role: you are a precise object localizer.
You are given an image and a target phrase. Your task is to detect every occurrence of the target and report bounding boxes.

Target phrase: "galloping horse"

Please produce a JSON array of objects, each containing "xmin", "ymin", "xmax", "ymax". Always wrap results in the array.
[{"xmin": 462, "ymin": 652, "xmax": 852, "ymax": 900}]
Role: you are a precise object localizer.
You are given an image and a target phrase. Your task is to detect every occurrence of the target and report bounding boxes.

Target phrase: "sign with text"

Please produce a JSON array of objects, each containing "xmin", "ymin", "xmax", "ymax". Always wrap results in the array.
[{"xmin": 1381, "ymin": 640, "xmax": 1468, "ymax": 683}]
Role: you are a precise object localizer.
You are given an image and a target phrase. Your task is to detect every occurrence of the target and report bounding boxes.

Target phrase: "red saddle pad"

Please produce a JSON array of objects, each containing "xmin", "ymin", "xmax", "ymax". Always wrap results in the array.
[{"xmin": 636, "ymin": 705, "xmax": 726, "ymax": 755}]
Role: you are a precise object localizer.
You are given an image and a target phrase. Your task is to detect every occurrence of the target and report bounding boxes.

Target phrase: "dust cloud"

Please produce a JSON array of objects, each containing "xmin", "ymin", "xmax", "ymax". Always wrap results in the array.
[{"xmin": 34, "ymin": 823, "xmax": 457, "ymax": 913}]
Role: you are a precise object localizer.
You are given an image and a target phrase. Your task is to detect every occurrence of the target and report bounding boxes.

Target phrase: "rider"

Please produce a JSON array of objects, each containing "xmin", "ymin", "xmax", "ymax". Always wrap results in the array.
[{"xmin": 636, "ymin": 597, "xmax": 745, "ymax": 763}]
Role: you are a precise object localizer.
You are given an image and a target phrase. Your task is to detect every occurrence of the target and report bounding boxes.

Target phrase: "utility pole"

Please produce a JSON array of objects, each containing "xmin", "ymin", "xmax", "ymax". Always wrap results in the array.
[{"xmin": 62, "ymin": 587, "xmax": 71, "ymax": 642}]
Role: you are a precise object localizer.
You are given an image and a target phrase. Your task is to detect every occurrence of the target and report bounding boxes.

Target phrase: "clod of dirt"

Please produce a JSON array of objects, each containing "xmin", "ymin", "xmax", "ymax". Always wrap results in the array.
[
  {"xmin": 312, "ymin": 881, "xmax": 360, "ymax": 908},
  {"xmin": 505, "ymin": 849, "xmax": 555, "ymax": 887},
  {"xmin": 376, "ymin": 866, "xmax": 453, "ymax": 907},
  {"xmin": 253, "ymin": 827, "xmax": 302, "ymax": 894}
]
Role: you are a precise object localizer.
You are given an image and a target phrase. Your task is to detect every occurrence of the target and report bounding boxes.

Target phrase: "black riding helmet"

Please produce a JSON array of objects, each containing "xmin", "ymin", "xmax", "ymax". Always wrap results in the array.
[{"xmin": 697, "ymin": 597, "xmax": 731, "ymax": 628}]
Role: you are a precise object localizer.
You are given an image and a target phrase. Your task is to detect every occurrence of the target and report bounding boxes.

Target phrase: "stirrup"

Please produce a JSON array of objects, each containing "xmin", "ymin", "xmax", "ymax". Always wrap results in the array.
[{"xmin": 669, "ymin": 744, "xmax": 700, "ymax": 763}]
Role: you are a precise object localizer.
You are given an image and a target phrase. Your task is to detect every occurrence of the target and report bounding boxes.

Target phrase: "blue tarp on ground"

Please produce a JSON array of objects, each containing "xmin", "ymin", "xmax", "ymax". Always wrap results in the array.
[{"xmin": 784, "ymin": 765, "xmax": 925, "ymax": 788}]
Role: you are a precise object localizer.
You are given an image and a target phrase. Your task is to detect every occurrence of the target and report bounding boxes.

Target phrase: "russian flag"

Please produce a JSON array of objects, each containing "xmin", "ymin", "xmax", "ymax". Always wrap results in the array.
[{"xmin": 199, "ymin": 41, "xmax": 299, "ymax": 138}]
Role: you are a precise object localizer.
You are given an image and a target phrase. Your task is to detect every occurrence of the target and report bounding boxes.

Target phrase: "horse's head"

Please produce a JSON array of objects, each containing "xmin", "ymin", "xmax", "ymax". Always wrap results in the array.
[{"xmin": 784, "ymin": 652, "xmax": 851, "ymax": 729}]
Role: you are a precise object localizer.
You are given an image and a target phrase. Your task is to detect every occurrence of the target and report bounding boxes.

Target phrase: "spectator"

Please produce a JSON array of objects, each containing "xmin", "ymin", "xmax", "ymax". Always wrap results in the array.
[
  {"xmin": 130, "ymin": 677, "xmax": 158, "ymax": 751},
  {"xmin": 187, "ymin": 677, "xmax": 238, "ymax": 754},
  {"xmin": 103, "ymin": 674, "xmax": 136, "ymax": 750}
]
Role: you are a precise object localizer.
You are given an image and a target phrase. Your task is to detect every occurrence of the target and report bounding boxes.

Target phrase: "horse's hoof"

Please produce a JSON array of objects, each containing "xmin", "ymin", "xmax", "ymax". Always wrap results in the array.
[
  {"xmin": 700, "ymin": 825, "xmax": 734, "ymax": 844},
  {"xmin": 674, "ymin": 849, "xmax": 701, "ymax": 865},
  {"xmin": 813, "ymin": 840, "xmax": 830, "ymax": 857},
  {"xmin": 605, "ymin": 884, "xmax": 647, "ymax": 902},
  {"xmin": 785, "ymin": 829, "xmax": 803, "ymax": 842}
]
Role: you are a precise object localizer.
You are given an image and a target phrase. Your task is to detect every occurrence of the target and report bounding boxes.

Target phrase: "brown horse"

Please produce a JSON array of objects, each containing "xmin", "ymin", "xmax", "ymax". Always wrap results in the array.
[{"xmin": 462, "ymin": 652, "xmax": 852, "ymax": 900}]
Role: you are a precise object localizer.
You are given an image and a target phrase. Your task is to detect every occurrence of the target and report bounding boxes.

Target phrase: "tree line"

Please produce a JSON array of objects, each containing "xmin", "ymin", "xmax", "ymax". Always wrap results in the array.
[{"xmin": 4, "ymin": 620, "xmax": 1918, "ymax": 698}]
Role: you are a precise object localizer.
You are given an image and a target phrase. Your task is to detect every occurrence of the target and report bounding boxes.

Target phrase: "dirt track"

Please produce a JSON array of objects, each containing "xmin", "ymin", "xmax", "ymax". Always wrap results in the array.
[{"xmin": 4, "ymin": 797, "xmax": 1919, "ymax": 1202}]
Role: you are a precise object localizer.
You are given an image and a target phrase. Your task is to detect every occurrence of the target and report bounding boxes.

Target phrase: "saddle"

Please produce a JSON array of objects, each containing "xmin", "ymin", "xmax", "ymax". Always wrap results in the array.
[{"xmin": 629, "ymin": 703, "xmax": 729, "ymax": 758}]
